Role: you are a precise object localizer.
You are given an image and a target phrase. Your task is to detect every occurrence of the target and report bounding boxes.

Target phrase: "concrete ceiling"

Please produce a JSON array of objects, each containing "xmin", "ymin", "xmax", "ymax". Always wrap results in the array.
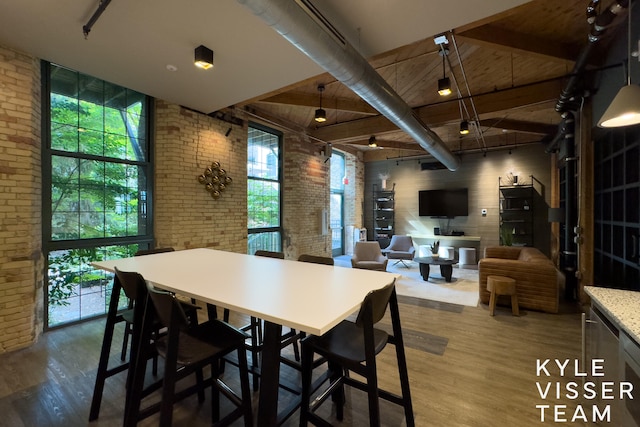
[{"xmin": 0, "ymin": 0, "xmax": 530, "ymax": 114}]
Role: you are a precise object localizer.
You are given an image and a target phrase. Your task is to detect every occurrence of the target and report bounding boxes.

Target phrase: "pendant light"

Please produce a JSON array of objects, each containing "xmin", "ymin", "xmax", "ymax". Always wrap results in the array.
[
  {"xmin": 437, "ymin": 49, "xmax": 451, "ymax": 96},
  {"xmin": 314, "ymin": 84, "xmax": 327, "ymax": 123},
  {"xmin": 598, "ymin": 0, "xmax": 640, "ymax": 127},
  {"xmin": 368, "ymin": 136, "xmax": 377, "ymax": 147},
  {"xmin": 459, "ymin": 120, "xmax": 470, "ymax": 135}
]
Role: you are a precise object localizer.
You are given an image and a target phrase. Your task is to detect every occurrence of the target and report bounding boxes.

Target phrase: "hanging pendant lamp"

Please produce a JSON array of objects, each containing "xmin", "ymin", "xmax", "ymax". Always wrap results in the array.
[
  {"xmin": 598, "ymin": 0, "xmax": 640, "ymax": 127},
  {"xmin": 314, "ymin": 84, "xmax": 327, "ymax": 123}
]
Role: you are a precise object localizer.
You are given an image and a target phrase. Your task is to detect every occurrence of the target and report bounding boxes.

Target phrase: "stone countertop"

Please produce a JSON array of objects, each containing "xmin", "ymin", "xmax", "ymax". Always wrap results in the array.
[{"xmin": 584, "ymin": 286, "xmax": 640, "ymax": 345}]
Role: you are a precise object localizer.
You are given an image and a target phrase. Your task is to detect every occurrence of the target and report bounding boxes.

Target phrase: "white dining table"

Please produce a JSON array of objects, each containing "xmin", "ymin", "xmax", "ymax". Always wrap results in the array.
[{"xmin": 92, "ymin": 248, "xmax": 400, "ymax": 425}]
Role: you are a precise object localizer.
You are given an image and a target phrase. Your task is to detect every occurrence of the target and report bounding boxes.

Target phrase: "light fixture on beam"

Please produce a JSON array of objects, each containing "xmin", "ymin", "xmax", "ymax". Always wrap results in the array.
[
  {"xmin": 315, "ymin": 84, "xmax": 327, "ymax": 123},
  {"xmin": 194, "ymin": 45, "xmax": 214, "ymax": 70},
  {"xmin": 598, "ymin": 0, "xmax": 640, "ymax": 127},
  {"xmin": 368, "ymin": 136, "xmax": 377, "ymax": 147},
  {"xmin": 436, "ymin": 41, "xmax": 451, "ymax": 96},
  {"xmin": 459, "ymin": 120, "xmax": 470, "ymax": 135}
]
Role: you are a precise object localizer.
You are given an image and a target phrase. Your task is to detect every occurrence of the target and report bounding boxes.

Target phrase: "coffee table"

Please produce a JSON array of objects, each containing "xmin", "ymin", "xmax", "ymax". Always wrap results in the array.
[{"xmin": 413, "ymin": 256, "xmax": 458, "ymax": 282}]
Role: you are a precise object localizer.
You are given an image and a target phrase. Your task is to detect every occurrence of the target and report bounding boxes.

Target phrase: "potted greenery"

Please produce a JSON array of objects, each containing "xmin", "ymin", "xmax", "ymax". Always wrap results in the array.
[
  {"xmin": 500, "ymin": 228, "xmax": 513, "ymax": 246},
  {"xmin": 429, "ymin": 240, "xmax": 440, "ymax": 258}
]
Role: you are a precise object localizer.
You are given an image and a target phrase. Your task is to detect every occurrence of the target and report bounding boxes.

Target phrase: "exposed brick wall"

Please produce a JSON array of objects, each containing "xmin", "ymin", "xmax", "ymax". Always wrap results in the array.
[
  {"xmin": 0, "ymin": 45, "xmax": 43, "ymax": 353},
  {"xmin": 282, "ymin": 133, "xmax": 331, "ymax": 259},
  {"xmin": 0, "ymin": 45, "xmax": 364, "ymax": 354},
  {"xmin": 154, "ymin": 101, "xmax": 247, "ymax": 254}
]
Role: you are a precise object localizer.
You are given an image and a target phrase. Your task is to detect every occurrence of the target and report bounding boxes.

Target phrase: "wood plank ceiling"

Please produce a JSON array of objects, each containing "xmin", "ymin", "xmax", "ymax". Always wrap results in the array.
[{"xmin": 236, "ymin": 0, "xmax": 621, "ymax": 162}]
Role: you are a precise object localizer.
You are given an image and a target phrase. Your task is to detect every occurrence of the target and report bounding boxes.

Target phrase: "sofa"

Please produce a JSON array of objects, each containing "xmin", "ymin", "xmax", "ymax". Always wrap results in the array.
[{"xmin": 478, "ymin": 246, "xmax": 560, "ymax": 313}]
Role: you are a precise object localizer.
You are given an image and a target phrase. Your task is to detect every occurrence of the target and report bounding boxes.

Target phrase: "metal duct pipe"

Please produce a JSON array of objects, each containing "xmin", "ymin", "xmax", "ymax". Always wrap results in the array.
[
  {"xmin": 555, "ymin": 0, "xmax": 629, "ymax": 113},
  {"xmin": 237, "ymin": 0, "xmax": 460, "ymax": 171}
]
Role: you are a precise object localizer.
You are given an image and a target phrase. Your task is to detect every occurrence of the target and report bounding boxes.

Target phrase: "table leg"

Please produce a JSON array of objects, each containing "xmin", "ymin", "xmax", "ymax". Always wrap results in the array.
[
  {"xmin": 440, "ymin": 265, "xmax": 453, "ymax": 282},
  {"xmin": 258, "ymin": 320, "xmax": 283, "ymax": 426},
  {"xmin": 418, "ymin": 263, "xmax": 430, "ymax": 281}
]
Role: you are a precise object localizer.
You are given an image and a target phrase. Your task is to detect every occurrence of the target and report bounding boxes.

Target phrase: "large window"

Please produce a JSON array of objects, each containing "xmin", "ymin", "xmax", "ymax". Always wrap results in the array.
[
  {"xmin": 44, "ymin": 63, "xmax": 153, "ymax": 328},
  {"xmin": 330, "ymin": 151, "xmax": 345, "ymax": 256},
  {"xmin": 247, "ymin": 124, "xmax": 282, "ymax": 254}
]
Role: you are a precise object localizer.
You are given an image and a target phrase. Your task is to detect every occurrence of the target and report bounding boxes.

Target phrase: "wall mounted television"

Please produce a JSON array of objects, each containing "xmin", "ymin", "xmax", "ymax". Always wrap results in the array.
[{"xmin": 418, "ymin": 188, "xmax": 469, "ymax": 217}]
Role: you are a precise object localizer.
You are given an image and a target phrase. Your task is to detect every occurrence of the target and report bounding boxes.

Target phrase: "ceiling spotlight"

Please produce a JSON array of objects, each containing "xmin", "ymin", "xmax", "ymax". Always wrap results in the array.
[
  {"xmin": 368, "ymin": 136, "xmax": 377, "ymax": 147},
  {"xmin": 598, "ymin": 0, "xmax": 640, "ymax": 127},
  {"xmin": 315, "ymin": 84, "xmax": 327, "ymax": 123},
  {"xmin": 194, "ymin": 45, "xmax": 214, "ymax": 70},
  {"xmin": 459, "ymin": 120, "xmax": 470, "ymax": 135}
]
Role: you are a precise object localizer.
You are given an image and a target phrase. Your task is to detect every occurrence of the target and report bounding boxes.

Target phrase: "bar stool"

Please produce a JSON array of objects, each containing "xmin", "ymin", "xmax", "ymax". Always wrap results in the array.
[
  {"xmin": 487, "ymin": 275, "xmax": 519, "ymax": 316},
  {"xmin": 299, "ymin": 281, "xmax": 414, "ymax": 427},
  {"xmin": 141, "ymin": 287, "xmax": 253, "ymax": 427}
]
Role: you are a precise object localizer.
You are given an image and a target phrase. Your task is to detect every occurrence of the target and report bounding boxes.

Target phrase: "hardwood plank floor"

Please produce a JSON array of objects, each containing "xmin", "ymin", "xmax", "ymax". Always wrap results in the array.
[{"xmin": 0, "ymin": 297, "xmax": 592, "ymax": 426}]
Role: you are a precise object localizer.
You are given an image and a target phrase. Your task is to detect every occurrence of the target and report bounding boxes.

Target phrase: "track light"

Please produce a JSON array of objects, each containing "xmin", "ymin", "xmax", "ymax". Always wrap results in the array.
[
  {"xmin": 194, "ymin": 45, "xmax": 214, "ymax": 70},
  {"xmin": 459, "ymin": 120, "xmax": 470, "ymax": 135},
  {"xmin": 368, "ymin": 136, "xmax": 377, "ymax": 147},
  {"xmin": 598, "ymin": 0, "xmax": 640, "ymax": 127},
  {"xmin": 437, "ymin": 47, "xmax": 451, "ymax": 96},
  {"xmin": 438, "ymin": 77, "xmax": 451, "ymax": 96},
  {"xmin": 314, "ymin": 84, "xmax": 327, "ymax": 123}
]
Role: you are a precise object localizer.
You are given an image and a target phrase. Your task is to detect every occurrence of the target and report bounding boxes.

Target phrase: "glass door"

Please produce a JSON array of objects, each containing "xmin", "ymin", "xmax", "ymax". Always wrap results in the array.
[
  {"xmin": 330, "ymin": 151, "xmax": 345, "ymax": 257},
  {"xmin": 330, "ymin": 192, "xmax": 343, "ymax": 256}
]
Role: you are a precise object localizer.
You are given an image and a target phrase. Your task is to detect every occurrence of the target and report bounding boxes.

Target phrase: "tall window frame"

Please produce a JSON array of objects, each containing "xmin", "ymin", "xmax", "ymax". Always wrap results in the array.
[
  {"xmin": 42, "ymin": 63, "xmax": 154, "ymax": 329},
  {"xmin": 247, "ymin": 123, "xmax": 283, "ymax": 254},
  {"xmin": 330, "ymin": 151, "xmax": 346, "ymax": 256}
]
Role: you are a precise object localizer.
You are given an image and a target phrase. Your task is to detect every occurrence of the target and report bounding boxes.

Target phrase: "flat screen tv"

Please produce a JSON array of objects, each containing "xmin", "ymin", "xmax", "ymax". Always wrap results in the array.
[{"xmin": 418, "ymin": 188, "xmax": 468, "ymax": 217}]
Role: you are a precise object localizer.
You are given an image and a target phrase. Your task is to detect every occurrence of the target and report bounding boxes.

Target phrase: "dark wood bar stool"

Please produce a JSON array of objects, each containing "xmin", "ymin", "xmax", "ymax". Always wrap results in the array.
[
  {"xmin": 89, "ymin": 263, "xmax": 158, "ymax": 421},
  {"xmin": 89, "ymin": 252, "xmax": 199, "ymax": 422},
  {"xmin": 119, "ymin": 247, "xmax": 177, "ymax": 362},
  {"xmin": 298, "ymin": 281, "xmax": 415, "ymax": 427},
  {"xmin": 137, "ymin": 287, "xmax": 253, "ymax": 427}
]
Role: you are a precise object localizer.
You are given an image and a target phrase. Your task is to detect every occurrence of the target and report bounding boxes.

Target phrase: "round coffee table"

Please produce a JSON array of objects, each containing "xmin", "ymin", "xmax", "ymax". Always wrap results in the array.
[{"xmin": 413, "ymin": 256, "xmax": 458, "ymax": 282}]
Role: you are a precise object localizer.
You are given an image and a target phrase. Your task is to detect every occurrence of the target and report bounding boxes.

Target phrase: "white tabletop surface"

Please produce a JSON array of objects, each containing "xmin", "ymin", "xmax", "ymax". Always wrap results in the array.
[{"xmin": 92, "ymin": 248, "xmax": 399, "ymax": 336}]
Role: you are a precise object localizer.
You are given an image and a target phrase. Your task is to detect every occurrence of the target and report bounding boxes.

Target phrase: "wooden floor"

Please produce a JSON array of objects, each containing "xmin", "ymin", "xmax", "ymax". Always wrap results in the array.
[{"xmin": 0, "ymin": 295, "xmax": 593, "ymax": 426}]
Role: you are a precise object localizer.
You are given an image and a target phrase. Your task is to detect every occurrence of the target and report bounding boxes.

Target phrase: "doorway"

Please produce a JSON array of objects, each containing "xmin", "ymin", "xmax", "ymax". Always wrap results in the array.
[{"xmin": 330, "ymin": 152, "xmax": 345, "ymax": 256}]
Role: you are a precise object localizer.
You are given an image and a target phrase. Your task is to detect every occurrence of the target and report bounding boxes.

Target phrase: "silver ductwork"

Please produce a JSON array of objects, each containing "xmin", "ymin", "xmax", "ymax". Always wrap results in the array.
[{"xmin": 237, "ymin": 0, "xmax": 460, "ymax": 171}]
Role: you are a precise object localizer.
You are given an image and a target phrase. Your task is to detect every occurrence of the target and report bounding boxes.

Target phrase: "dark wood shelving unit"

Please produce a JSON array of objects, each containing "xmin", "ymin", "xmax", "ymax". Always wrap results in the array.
[
  {"xmin": 373, "ymin": 183, "xmax": 395, "ymax": 248},
  {"xmin": 499, "ymin": 176, "xmax": 534, "ymax": 247}
]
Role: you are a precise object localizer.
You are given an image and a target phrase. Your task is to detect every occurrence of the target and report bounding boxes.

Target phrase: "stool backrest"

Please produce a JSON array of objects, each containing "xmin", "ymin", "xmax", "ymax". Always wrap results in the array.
[
  {"xmin": 147, "ymin": 287, "xmax": 190, "ymax": 331},
  {"xmin": 355, "ymin": 281, "xmax": 396, "ymax": 327},
  {"xmin": 254, "ymin": 250, "xmax": 285, "ymax": 259},
  {"xmin": 135, "ymin": 247, "xmax": 175, "ymax": 257},
  {"xmin": 298, "ymin": 254, "xmax": 334, "ymax": 265}
]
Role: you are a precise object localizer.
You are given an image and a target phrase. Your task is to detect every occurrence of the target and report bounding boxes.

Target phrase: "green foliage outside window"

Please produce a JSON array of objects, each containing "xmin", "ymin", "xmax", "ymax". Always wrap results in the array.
[{"xmin": 46, "ymin": 64, "xmax": 151, "ymax": 328}]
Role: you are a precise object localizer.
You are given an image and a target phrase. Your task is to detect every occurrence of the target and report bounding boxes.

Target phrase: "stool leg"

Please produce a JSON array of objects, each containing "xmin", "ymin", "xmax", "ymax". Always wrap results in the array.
[
  {"xmin": 511, "ymin": 294, "xmax": 520, "ymax": 316},
  {"xmin": 489, "ymin": 291, "xmax": 496, "ymax": 316}
]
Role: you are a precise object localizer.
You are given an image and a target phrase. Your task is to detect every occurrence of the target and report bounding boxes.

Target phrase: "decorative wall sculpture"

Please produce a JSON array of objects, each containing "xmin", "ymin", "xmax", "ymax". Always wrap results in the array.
[{"xmin": 197, "ymin": 161, "xmax": 233, "ymax": 199}]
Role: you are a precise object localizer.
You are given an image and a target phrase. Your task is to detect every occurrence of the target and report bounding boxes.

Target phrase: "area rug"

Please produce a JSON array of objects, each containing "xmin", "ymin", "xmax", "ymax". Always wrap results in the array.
[{"xmin": 334, "ymin": 256, "xmax": 479, "ymax": 307}]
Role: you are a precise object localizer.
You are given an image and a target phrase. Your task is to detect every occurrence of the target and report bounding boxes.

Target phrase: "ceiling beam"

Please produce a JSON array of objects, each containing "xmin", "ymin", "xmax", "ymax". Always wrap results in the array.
[
  {"xmin": 311, "ymin": 78, "xmax": 564, "ymax": 143},
  {"xmin": 476, "ymin": 118, "xmax": 557, "ymax": 135},
  {"xmin": 258, "ymin": 91, "xmax": 378, "ymax": 115},
  {"xmin": 339, "ymin": 138, "xmax": 421, "ymax": 151},
  {"xmin": 455, "ymin": 25, "xmax": 581, "ymax": 63}
]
